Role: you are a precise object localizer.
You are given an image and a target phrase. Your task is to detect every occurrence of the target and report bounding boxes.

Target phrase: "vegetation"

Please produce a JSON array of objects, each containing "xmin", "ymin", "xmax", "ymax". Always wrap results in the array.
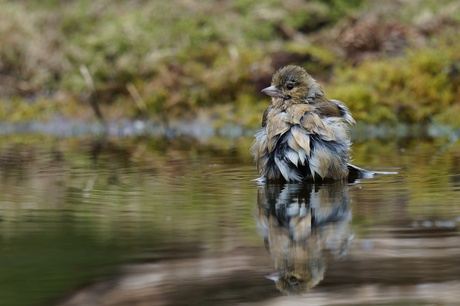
[{"xmin": 0, "ymin": 0, "xmax": 459, "ymax": 130}]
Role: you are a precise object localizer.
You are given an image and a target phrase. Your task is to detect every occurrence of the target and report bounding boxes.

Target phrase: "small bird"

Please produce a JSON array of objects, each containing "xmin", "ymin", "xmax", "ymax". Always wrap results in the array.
[{"xmin": 251, "ymin": 65, "xmax": 358, "ymax": 182}]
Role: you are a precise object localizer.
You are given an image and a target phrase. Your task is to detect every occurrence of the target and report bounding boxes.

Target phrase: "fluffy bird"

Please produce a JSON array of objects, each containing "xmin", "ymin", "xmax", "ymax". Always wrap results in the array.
[{"xmin": 251, "ymin": 65, "xmax": 357, "ymax": 182}]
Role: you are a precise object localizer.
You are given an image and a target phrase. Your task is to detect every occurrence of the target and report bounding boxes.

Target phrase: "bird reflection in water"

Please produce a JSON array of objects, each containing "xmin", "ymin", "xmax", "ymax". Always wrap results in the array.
[{"xmin": 255, "ymin": 181, "xmax": 352, "ymax": 295}]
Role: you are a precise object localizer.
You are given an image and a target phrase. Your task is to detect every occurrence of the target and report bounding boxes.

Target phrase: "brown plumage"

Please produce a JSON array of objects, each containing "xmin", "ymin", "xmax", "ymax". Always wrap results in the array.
[{"xmin": 251, "ymin": 65, "xmax": 356, "ymax": 182}]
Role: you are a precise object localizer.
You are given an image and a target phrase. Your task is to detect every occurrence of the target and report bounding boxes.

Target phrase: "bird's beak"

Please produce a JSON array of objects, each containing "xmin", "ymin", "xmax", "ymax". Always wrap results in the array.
[
  {"xmin": 265, "ymin": 271, "xmax": 282, "ymax": 282},
  {"xmin": 262, "ymin": 85, "xmax": 282, "ymax": 98}
]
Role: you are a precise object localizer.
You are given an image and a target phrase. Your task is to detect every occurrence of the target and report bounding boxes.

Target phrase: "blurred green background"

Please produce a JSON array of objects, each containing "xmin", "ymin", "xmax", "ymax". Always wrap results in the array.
[
  {"xmin": 1, "ymin": 0, "xmax": 459, "ymax": 131},
  {"xmin": 1, "ymin": 2, "xmax": 460, "ymax": 304}
]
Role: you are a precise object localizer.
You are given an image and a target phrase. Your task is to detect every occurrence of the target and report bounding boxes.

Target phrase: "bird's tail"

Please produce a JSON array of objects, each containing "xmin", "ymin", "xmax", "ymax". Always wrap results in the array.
[{"xmin": 347, "ymin": 163, "xmax": 397, "ymax": 182}]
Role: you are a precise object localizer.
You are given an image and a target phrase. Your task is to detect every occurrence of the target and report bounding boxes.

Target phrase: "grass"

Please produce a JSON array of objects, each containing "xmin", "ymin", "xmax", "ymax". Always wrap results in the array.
[{"xmin": 0, "ymin": 0, "xmax": 459, "ymax": 131}]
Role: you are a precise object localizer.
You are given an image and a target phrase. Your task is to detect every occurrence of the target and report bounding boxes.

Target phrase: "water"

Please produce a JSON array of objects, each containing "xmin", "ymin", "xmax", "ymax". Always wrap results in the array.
[{"xmin": 0, "ymin": 135, "xmax": 459, "ymax": 306}]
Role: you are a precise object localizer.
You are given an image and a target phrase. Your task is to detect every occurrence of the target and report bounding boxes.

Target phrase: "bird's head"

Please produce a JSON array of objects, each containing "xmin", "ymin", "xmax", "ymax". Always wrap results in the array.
[
  {"xmin": 266, "ymin": 270, "xmax": 321, "ymax": 295},
  {"xmin": 262, "ymin": 65, "xmax": 324, "ymax": 105}
]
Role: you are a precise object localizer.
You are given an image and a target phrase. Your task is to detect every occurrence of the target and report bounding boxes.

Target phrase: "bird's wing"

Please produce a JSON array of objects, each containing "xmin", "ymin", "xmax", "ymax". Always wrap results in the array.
[
  {"xmin": 300, "ymin": 112, "xmax": 336, "ymax": 141},
  {"xmin": 261, "ymin": 106, "xmax": 272, "ymax": 127},
  {"xmin": 291, "ymin": 125, "xmax": 310, "ymax": 156},
  {"xmin": 328, "ymin": 99, "xmax": 355, "ymax": 124},
  {"xmin": 266, "ymin": 111, "xmax": 290, "ymax": 152}
]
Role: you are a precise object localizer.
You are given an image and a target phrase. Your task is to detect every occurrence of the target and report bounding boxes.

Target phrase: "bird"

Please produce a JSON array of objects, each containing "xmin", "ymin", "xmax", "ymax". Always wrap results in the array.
[{"xmin": 251, "ymin": 65, "xmax": 360, "ymax": 183}]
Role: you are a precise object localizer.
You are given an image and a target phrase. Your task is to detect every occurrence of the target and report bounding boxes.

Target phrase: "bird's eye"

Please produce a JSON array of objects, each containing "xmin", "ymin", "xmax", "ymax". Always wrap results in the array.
[
  {"xmin": 286, "ymin": 83, "xmax": 294, "ymax": 90},
  {"xmin": 289, "ymin": 276, "xmax": 298, "ymax": 283}
]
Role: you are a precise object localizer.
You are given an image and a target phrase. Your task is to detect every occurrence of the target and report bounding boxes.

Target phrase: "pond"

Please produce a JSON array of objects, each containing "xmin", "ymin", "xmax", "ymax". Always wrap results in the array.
[{"xmin": 0, "ymin": 131, "xmax": 459, "ymax": 306}]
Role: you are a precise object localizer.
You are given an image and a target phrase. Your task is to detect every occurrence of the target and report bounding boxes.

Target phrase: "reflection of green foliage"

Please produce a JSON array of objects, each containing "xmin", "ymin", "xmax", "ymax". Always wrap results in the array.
[
  {"xmin": 0, "ymin": 137, "xmax": 261, "ymax": 305},
  {"xmin": 1, "ymin": 136, "xmax": 460, "ymax": 304},
  {"xmin": 403, "ymin": 141, "xmax": 460, "ymax": 217},
  {"xmin": 349, "ymin": 138, "xmax": 460, "ymax": 230},
  {"xmin": 0, "ymin": 137, "xmax": 259, "ymax": 245},
  {"xmin": 0, "ymin": 230, "xmax": 122, "ymax": 306}
]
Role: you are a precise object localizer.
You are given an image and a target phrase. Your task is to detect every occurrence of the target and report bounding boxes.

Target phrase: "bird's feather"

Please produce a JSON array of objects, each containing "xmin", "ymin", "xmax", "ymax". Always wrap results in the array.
[{"xmin": 291, "ymin": 126, "xmax": 310, "ymax": 156}]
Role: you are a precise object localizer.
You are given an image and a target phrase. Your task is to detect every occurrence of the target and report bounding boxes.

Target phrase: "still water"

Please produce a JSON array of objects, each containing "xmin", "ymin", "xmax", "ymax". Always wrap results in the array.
[{"xmin": 0, "ymin": 134, "xmax": 459, "ymax": 306}]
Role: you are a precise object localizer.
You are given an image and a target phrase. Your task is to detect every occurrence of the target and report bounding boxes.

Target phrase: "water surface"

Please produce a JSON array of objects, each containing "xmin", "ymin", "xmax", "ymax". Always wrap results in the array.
[{"xmin": 0, "ymin": 135, "xmax": 459, "ymax": 306}]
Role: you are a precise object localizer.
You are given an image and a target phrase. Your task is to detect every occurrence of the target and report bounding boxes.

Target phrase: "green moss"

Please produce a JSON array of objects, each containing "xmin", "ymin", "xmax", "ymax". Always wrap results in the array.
[
  {"xmin": 0, "ymin": 98, "xmax": 56, "ymax": 122},
  {"xmin": 0, "ymin": 0, "xmax": 459, "ymax": 131},
  {"xmin": 327, "ymin": 36, "xmax": 460, "ymax": 126}
]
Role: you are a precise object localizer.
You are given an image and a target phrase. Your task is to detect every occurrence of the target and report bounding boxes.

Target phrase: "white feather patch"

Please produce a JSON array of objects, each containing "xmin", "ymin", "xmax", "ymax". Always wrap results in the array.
[
  {"xmin": 310, "ymin": 145, "xmax": 332, "ymax": 179},
  {"xmin": 275, "ymin": 156, "xmax": 302, "ymax": 182},
  {"xmin": 291, "ymin": 126, "xmax": 310, "ymax": 156},
  {"xmin": 298, "ymin": 148, "xmax": 307, "ymax": 166},
  {"xmin": 286, "ymin": 150, "xmax": 299, "ymax": 166},
  {"xmin": 287, "ymin": 134, "xmax": 300, "ymax": 152}
]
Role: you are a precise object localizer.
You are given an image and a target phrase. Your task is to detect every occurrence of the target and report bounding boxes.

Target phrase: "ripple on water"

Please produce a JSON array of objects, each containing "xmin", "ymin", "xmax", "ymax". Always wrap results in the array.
[{"xmin": 1, "ymin": 136, "xmax": 460, "ymax": 306}]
